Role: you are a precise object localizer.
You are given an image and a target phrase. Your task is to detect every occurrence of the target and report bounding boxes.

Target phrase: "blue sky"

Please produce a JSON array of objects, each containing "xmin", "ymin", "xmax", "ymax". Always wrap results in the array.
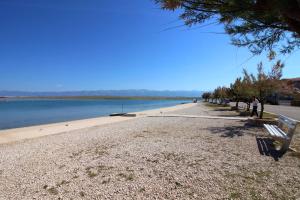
[{"xmin": 0, "ymin": 0, "xmax": 299, "ymax": 92}]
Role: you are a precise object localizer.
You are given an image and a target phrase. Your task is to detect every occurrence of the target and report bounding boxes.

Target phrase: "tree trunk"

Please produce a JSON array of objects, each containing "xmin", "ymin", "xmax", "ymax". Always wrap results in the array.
[
  {"xmin": 260, "ymin": 102, "xmax": 264, "ymax": 119},
  {"xmin": 235, "ymin": 101, "xmax": 239, "ymax": 110}
]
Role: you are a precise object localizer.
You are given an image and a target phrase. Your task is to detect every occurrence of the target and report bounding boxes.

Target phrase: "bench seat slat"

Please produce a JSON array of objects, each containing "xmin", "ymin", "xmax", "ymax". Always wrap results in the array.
[
  {"xmin": 263, "ymin": 124, "xmax": 273, "ymax": 136},
  {"xmin": 270, "ymin": 125, "xmax": 288, "ymax": 139},
  {"xmin": 269, "ymin": 125, "xmax": 284, "ymax": 138},
  {"xmin": 263, "ymin": 124, "xmax": 271, "ymax": 133},
  {"xmin": 267, "ymin": 125, "xmax": 281, "ymax": 137},
  {"xmin": 263, "ymin": 124, "xmax": 272, "ymax": 136},
  {"xmin": 264, "ymin": 124, "xmax": 276, "ymax": 136},
  {"xmin": 273, "ymin": 125, "xmax": 288, "ymax": 139},
  {"xmin": 264, "ymin": 124, "xmax": 278, "ymax": 137},
  {"xmin": 263, "ymin": 124, "xmax": 287, "ymax": 139}
]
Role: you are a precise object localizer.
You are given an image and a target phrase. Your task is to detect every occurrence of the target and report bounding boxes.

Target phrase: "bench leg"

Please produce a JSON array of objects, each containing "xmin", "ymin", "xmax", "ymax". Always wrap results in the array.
[{"xmin": 280, "ymin": 140, "xmax": 291, "ymax": 153}]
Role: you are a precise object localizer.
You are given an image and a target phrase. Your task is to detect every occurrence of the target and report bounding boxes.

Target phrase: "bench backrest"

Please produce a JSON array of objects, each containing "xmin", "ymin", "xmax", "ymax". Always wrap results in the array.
[{"xmin": 278, "ymin": 115, "xmax": 298, "ymax": 135}]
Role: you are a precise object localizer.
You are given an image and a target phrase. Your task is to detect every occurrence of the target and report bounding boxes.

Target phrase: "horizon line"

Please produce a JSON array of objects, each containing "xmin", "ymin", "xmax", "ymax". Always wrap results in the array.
[{"xmin": 0, "ymin": 89, "xmax": 204, "ymax": 93}]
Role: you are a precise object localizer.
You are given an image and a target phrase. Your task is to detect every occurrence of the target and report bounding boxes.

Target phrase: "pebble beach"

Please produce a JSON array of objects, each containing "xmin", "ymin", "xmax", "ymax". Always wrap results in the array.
[{"xmin": 0, "ymin": 103, "xmax": 299, "ymax": 199}]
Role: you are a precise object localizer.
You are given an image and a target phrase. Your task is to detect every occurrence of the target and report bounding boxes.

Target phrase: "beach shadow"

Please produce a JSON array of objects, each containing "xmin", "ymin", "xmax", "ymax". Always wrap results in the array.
[
  {"xmin": 256, "ymin": 137, "xmax": 284, "ymax": 161},
  {"xmin": 206, "ymin": 122, "xmax": 262, "ymax": 138},
  {"xmin": 213, "ymin": 108, "xmax": 231, "ymax": 112},
  {"xmin": 207, "ymin": 125, "xmax": 248, "ymax": 138},
  {"xmin": 215, "ymin": 114, "xmax": 243, "ymax": 118}
]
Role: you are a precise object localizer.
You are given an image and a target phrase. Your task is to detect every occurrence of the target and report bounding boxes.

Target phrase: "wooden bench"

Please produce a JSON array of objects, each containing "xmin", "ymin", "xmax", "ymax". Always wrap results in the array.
[{"xmin": 263, "ymin": 115, "xmax": 298, "ymax": 152}]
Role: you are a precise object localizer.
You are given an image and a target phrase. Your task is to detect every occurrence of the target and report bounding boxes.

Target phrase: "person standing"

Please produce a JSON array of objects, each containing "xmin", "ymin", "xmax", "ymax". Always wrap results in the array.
[{"xmin": 251, "ymin": 96, "xmax": 259, "ymax": 117}]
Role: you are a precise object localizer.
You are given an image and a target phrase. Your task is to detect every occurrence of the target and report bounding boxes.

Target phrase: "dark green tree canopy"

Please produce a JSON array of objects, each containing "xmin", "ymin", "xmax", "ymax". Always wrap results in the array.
[{"xmin": 156, "ymin": 0, "xmax": 300, "ymax": 54}]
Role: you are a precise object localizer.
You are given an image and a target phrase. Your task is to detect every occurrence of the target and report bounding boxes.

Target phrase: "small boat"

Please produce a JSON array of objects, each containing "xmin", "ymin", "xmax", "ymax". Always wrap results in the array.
[
  {"xmin": 109, "ymin": 113, "xmax": 136, "ymax": 117},
  {"xmin": 109, "ymin": 113, "xmax": 126, "ymax": 116},
  {"xmin": 123, "ymin": 113, "xmax": 136, "ymax": 117}
]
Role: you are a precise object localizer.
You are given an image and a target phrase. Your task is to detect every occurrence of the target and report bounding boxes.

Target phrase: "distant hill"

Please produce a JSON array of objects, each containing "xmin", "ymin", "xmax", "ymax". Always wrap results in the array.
[{"xmin": 0, "ymin": 90, "xmax": 203, "ymax": 98}]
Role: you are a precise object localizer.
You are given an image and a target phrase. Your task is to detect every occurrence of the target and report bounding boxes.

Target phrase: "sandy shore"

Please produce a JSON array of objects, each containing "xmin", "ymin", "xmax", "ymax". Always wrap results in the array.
[
  {"xmin": 0, "ymin": 103, "xmax": 195, "ymax": 144},
  {"xmin": 0, "ymin": 102, "xmax": 299, "ymax": 199}
]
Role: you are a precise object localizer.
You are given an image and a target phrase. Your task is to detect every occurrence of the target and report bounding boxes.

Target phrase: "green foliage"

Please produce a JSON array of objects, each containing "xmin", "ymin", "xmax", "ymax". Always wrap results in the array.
[
  {"xmin": 247, "ymin": 61, "xmax": 284, "ymax": 102},
  {"xmin": 156, "ymin": 0, "xmax": 300, "ymax": 54},
  {"xmin": 242, "ymin": 60, "xmax": 284, "ymax": 118},
  {"xmin": 212, "ymin": 59, "xmax": 284, "ymax": 118},
  {"xmin": 212, "ymin": 86, "xmax": 230, "ymax": 104},
  {"xmin": 202, "ymin": 92, "xmax": 211, "ymax": 101},
  {"xmin": 213, "ymin": 87, "xmax": 221, "ymax": 100},
  {"xmin": 229, "ymin": 74, "xmax": 255, "ymax": 110}
]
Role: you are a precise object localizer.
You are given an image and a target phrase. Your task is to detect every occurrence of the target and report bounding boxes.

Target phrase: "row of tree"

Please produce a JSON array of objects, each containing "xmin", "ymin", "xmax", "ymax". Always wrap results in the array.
[{"xmin": 202, "ymin": 61, "xmax": 285, "ymax": 118}]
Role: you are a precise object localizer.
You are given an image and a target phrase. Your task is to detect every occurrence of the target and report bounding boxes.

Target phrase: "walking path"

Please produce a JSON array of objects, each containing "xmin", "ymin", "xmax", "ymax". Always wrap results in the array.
[
  {"xmin": 149, "ymin": 114, "xmax": 248, "ymax": 121},
  {"xmin": 230, "ymin": 102, "xmax": 300, "ymax": 121}
]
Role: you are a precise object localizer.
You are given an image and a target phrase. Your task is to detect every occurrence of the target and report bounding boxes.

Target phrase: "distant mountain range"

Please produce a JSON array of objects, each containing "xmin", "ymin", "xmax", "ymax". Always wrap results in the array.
[{"xmin": 0, "ymin": 90, "xmax": 203, "ymax": 98}]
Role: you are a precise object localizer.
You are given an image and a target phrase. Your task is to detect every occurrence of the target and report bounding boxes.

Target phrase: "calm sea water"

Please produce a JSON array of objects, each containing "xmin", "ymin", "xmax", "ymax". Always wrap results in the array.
[{"xmin": 0, "ymin": 98, "xmax": 190, "ymax": 130}]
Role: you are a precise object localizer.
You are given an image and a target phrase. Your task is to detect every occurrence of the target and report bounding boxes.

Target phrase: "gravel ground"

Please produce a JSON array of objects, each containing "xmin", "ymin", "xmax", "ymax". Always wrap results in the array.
[{"xmin": 0, "ymin": 103, "xmax": 300, "ymax": 200}]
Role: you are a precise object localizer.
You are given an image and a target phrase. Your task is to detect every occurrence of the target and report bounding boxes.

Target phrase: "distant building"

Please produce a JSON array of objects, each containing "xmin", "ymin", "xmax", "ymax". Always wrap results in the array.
[
  {"xmin": 287, "ymin": 78, "xmax": 300, "ymax": 92},
  {"xmin": 267, "ymin": 77, "xmax": 300, "ymax": 105}
]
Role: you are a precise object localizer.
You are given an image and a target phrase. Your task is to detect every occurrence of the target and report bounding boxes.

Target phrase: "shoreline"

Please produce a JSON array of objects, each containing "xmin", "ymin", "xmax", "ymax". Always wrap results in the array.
[
  {"xmin": 2, "ymin": 96, "xmax": 194, "ymax": 100},
  {"xmin": 0, "ymin": 101, "xmax": 299, "ymax": 199},
  {"xmin": 0, "ymin": 103, "xmax": 196, "ymax": 144}
]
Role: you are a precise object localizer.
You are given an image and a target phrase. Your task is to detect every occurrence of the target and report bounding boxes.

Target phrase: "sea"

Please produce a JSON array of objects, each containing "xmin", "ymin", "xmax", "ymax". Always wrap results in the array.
[{"xmin": 0, "ymin": 98, "xmax": 190, "ymax": 130}]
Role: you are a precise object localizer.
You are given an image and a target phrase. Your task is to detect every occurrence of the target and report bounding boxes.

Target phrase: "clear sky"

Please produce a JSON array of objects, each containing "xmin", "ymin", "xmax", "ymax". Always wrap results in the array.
[{"xmin": 0, "ymin": 0, "xmax": 299, "ymax": 92}]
